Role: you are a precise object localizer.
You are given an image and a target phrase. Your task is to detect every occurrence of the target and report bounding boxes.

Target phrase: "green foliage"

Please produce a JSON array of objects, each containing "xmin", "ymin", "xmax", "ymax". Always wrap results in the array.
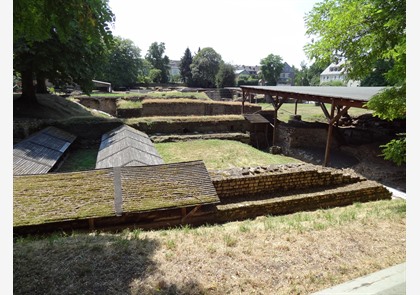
[
  {"xmin": 179, "ymin": 47, "xmax": 193, "ymax": 85},
  {"xmin": 366, "ymin": 85, "xmax": 406, "ymax": 121},
  {"xmin": 215, "ymin": 63, "xmax": 236, "ymax": 88},
  {"xmin": 237, "ymin": 75, "xmax": 259, "ymax": 86},
  {"xmin": 380, "ymin": 134, "xmax": 406, "ymax": 166},
  {"xmin": 320, "ymin": 80, "xmax": 345, "ymax": 86},
  {"xmin": 145, "ymin": 42, "xmax": 170, "ymax": 83},
  {"xmin": 149, "ymin": 69, "xmax": 163, "ymax": 83},
  {"xmin": 190, "ymin": 47, "xmax": 222, "ymax": 88},
  {"xmin": 305, "ymin": 0, "xmax": 406, "ymax": 165},
  {"xmin": 260, "ymin": 54, "xmax": 284, "ymax": 85},
  {"xmin": 97, "ymin": 36, "xmax": 143, "ymax": 89},
  {"xmin": 13, "ymin": 0, "xmax": 115, "ymax": 102},
  {"xmin": 361, "ymin": 59, "xmax": 395, "ymax": 86},
  {"xmin": 294, "ymin": 60, "xmax": 330, "ymax": 86}
]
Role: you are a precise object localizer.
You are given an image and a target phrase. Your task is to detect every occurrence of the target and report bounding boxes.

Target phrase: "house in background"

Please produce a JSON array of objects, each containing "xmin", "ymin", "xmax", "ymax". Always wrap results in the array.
[
  {"xmin": 277, "ymin": 62, "xmax": 295, "ymax": 85},
  {"xmin": 234, "ymin": 65, "xmax": 260, "ymax": 77},
  {"xmin": 320, "ymin": 59, "xmax": 360, "ymax": 87},
  {"xmin": 169, "ymin": 60, "xmax": 181, "ymax": 76}
]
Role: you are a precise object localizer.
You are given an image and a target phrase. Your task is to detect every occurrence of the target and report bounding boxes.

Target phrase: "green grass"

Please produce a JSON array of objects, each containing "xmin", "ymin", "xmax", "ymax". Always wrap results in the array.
[
  {"xmin": 124, "ymin": 115, "xmax": 245, "ymax": 125},
  {"xmin": 14, "ymin": 94, "xmax": 113, "ymax": 121},
  {"xmin": 257, "ymin": 102, "xmax": 373, "ymax": 123},
  {"xmin": 155, "ymin": 139, "xmax": 301, "ymax": 170},
  {"xmin": 57, "ymin": 149, "xmax": 98, "ymax": 172},
  {"xmin": 82, "ymin": 91, "xmax": 210, "ymax": 100},
  {"xmin": 116, "ymin": 99, "xmax": 142, "ymax": 109}
]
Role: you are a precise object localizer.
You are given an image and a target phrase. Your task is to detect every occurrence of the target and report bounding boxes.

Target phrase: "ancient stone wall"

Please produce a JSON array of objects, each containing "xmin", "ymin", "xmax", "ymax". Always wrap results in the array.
[
  {"xmin": 129, "ymin": 119, "xmax": 250, "ymax": 135},
  {"xmin": 210, "ymin": 164, "xmax": 361, "ymax": 199},
  {"xmin": 141, "ymin": 101, "xmax": 260, "ymax": 117}
]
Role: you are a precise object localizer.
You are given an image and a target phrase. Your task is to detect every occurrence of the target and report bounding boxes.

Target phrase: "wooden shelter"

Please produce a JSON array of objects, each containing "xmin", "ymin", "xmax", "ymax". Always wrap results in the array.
[
  {"xmin": 95, "ymin": 125, "xmax": 164, "ymax": 169},
  {"xmin": 13, "ymin": 126, "xmax": 76, "ymax": 175},
  {"xmin": 240, "ymin": 86, "xmax": 386, "ymax": 166},
  {"xmin": 14, "ymin": 161, "xmax": 220, "ymax": 234}
]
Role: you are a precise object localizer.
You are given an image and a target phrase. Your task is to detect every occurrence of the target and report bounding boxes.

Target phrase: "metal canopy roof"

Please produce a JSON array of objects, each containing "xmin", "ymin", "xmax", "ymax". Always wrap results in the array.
[{"xmin": 241, "ymin": 86, "xmax": 387, "ymax": 108}]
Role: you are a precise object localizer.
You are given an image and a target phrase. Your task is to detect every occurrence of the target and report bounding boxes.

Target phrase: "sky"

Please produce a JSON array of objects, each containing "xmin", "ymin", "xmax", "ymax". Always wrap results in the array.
[{"xmin": 108, "ymin": 0, "xmax": 321, "ymax": 69}]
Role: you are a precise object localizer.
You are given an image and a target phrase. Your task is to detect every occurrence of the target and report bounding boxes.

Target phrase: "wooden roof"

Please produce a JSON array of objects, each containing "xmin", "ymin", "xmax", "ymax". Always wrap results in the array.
[
  {"xmin": 243, "ymin": 113, "xmax": 270, "ymax": 124},
  {"xmin": 14, "ymin": 161, "xmax": 220, "ymax": 226},
  {"xmin": 241, "ymin": 86, "xmax": 387, "ymax": 108},
  {"xmin": 95, "ymin": 125, "xmax": 164, "ymax": 169},
  {"xmin": 13, "ymin": 126, "xmax": 76, "ymax": 175}
]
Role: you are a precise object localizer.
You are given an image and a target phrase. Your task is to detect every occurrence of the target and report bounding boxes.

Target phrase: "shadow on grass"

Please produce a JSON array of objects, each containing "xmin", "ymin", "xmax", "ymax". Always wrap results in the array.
[{"xmin": 13, "ymin": 232, "xmax": 206, "ymax": 295}]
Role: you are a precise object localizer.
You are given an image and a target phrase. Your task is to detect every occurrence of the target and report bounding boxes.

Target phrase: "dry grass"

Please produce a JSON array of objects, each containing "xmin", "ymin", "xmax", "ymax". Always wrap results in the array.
[
  {"xmin": 123, "ymin": 115, "xmax": 245, "ymax": 125},
  {"xmin": 13, "ymin": 199, "xmax": 406, "ymax": 295}
]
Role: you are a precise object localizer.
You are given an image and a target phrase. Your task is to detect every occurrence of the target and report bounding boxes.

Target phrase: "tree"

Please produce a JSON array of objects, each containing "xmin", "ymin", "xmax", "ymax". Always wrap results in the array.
[
  {"xmin": 145, "ymin": 42, "xmax": 170, "ymax": 83},
  {"xmin": 294, "ymin": 62, "xmax": 310, "ymax": 86},
  {"xmin": 304, "ymin": 0, "xmax": 406, "ymax": 165},
  {"xmin": 216, "ymin": 63, "xmax": 236, "ymax": 88},
  {"xmin": 179, "ymin": 47, "xmax": 193, "ymax": 85},
  {"xmin": 361, "ymin": 59, "xmax": 395, "ymax": 86},
  {"xmin": 190, "ymin": 47, "xmax": 222, "ymax": 88},
  {"xmin": 98, "ymin": 36, "xmax": 142, "ymax": 90},
  {"xmin": 13, "ymin": 0, "xmax": 115, "ymax": 103},
  {"xmin": 260, "ymin": 54, "xmax": 284, "ymax": 86}
]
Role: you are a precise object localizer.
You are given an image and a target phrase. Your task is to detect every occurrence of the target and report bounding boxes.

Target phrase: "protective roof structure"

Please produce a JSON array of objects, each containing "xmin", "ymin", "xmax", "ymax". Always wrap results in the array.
[
  {"xmin": 13, "ymin": 126, "xmax": 76, "ymax": 175},
  {"xmin": 95, "ymin": 125, "xmax": 164, "ymax": 169}
]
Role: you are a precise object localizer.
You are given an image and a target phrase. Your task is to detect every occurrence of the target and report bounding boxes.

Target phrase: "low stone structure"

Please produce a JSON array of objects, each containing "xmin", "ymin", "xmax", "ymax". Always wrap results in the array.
[
  {"xmin": 13, "ymin": 162, "xmax": 391, "ymax": 235},
  {"xmin": 141, "ymin": 100, "xmax": 261, "ymax": 117}
]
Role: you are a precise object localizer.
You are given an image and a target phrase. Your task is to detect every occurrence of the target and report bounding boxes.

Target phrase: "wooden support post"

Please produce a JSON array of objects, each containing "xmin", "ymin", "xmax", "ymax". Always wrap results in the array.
[
  {"xmin": 294, "ymin": 99, "xmax": 298, "ymax": 115},
  {"xmin": 241, "ymin": 89, "xmax": 245, "ymax": 114},
  {"xmin": 181, "ymin": 205, "xmax": 202, "ymax": 223},
  {"xmin": 324, "ymin": 100, "xmax": 336, "ymax": 167},
  {"xmin": 88, "ymin": 218, "xmax": 95, "ymax": 230},
  {"xmin": 272, "ymin": 95, "xmax": 279, "ymax": 146}
]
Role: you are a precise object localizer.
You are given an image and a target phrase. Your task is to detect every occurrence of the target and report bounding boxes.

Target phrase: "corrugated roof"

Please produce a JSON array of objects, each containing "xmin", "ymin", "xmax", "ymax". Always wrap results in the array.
[
  {"xmin": 95, "ymin": 125, "xmax": 164, "ymax": 169},
  {"xmin": 13, "ymin": 126, "xmax": 77, "ymax": 175}
]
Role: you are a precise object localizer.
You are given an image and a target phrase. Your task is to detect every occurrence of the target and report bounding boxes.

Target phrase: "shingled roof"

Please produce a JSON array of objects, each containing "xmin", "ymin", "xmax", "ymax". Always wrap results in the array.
[
  {"xmin": 13, "ymin": 126, "xmax": 77, "ymax": 175},
  {"xmin": 95, "ymin": 125, "xmax": 164, "ymax": 169},
  {"xmin": 14, "ymin": 161, "xmax": 220, "ymax": 227}
]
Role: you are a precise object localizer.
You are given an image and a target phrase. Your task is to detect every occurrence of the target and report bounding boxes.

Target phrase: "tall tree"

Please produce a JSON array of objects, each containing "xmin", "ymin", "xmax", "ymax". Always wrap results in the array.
[
  {"xmin": 13, "ymin": 0, "xmax": 115, "ymax": 103},
  {"xmin": 260, "ymin": 54, "xmax": 284, "ymax": 86},
  {"xmin": 215, "ymin": 63, "xmax": 236, "ymax": 88},
  {"xmin": 304, "ymin": 0, "xmax": 406, "ymax": 165},
  {"xmin": 179, "ymin": 47, "xmax": 193, "ymax": 85},
  {"xmin": 98, "ymin": 36, "xmax": 142, "ymax": 90},
  {"xmin": 190, "ymin": 47, "xmax": 222, "ymax": 88},
  {"xmin": 145, "ymin": 42, "xmax": 170, "ymax": 83}
]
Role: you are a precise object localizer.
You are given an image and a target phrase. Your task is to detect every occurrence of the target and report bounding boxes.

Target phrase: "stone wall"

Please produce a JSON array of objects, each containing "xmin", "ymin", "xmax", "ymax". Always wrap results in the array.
[
  {"xmin": 215, "ymin": 180, "xmax": 392, "ymax": 222},
  {"xmin": 210, "ymin": 164, "xmax": 362, "ymax": 199},
  {"xmin": 141, "ymin": 101, "xmax": 261, "ymax": 117},
  {"xmin": 129, "ymin": 118, "xmax": 250, "ymax": 135}
]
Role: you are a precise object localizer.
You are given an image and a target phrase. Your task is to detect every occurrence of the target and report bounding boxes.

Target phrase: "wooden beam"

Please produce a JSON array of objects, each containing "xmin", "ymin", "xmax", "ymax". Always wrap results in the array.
[
  {"xmin": 319, "ymin": 102, "xmax": 331, "ymax": 120},
  {"xmin": 181, "ymin": 205, "xmax": 202, "ymax": 223},
  {"xmin": 241, "ymin": 89, "xmax": 246, "ymax": 114},
  {"xmin": 324, "ymin": 100, "xmax": 336, "ymax": 167}
]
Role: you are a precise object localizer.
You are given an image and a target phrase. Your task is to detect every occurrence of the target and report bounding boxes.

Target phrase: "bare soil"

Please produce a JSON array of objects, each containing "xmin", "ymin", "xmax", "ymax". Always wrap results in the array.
[{"xmin": 289, "ymin": 143, "xmax": 406, "ymax": 193}]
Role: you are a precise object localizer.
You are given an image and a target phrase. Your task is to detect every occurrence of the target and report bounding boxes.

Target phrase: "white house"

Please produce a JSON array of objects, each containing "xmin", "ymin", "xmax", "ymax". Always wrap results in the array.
[{"xmin": 320, "ymin": 59, "xmax": 360, "ymax": 87}]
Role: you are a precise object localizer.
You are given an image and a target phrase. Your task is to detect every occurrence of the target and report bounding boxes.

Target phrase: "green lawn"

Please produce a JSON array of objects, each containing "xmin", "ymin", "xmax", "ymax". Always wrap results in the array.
[
  {"xmin": 155, "ymin": 139, "xmax": 301, "ymax": 170},
  {"xmin": 258, "ymin": 102, "xmax": 373, "ymax": 123}
]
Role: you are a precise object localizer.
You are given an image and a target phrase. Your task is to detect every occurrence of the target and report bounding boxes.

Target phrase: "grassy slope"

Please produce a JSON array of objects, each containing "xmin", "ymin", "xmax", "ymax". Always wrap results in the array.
[
  {"xmin": 155, "ymin": 139, "xmax": 301, "ymax": 170},
  {"xmin": 13, "ymin": 94, "xmax": 114, "ymax": 121}
]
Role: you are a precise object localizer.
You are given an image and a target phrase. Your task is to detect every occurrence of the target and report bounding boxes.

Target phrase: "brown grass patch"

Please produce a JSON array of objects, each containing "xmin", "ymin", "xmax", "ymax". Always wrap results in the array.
[{"xmin": 14, "ymin": 199, "xmax": 405, "ymax": 294}]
